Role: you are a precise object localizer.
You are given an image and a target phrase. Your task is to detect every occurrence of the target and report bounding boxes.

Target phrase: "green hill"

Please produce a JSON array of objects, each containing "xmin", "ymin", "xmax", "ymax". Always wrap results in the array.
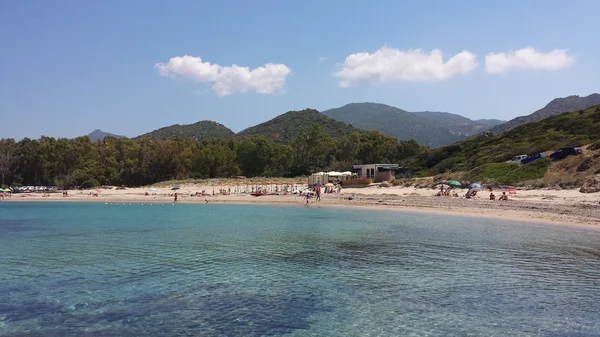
[
  {"xmin": 236, "ymin": 109, "xmax": 359, "ymax": 143},
  {"xmin": 322, "ymin": 103, "xmax": 469, "ymax": 148},
  {"xmin": 137, "ymin": 120, "xmax": 234, "ymax": 141},
  {"xmin": 489, "ymin": 93, "xmax": 600, "ymax": 134},
  {"xmin": 414, "ymin": 105, "xmax": 600, "ymax": 182},
  {"xmin": 413, "ymin": 111, "xmax": 505, "ymax": 135}
]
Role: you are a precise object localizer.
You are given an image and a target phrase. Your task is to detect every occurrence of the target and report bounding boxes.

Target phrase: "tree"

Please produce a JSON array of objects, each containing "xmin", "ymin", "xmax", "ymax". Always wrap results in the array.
[
  {"xmin": 290, "ymin": 123, "xmax": 335, "ymax": 175},
  {"xmin": 0, "ymin": 139, "xmax": 16, "ymax": 186}
]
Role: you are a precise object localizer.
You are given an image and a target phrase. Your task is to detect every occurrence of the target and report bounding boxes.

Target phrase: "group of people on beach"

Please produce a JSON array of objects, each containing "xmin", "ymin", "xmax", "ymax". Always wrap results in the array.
[
  {"xmin": 436, "ymin": 186, "xmax": 511, "ymax": 201},
  {"xmin": 304, "ymin": 185, "xmax": 321, "ymax": 206},
  {"xmin": 489, "ymin": 192, "xmax": 509, "ymax": 201}
]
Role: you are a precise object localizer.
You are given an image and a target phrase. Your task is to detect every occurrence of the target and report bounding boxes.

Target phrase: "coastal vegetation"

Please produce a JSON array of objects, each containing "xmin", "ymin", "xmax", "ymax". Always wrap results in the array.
[
  {"xmin": 1, "ymin": 105, "xmax": 599, "ymax": 189},
  {"xmin": 0, "ymin": 125, "xmax": 422, "ymax": 188}
]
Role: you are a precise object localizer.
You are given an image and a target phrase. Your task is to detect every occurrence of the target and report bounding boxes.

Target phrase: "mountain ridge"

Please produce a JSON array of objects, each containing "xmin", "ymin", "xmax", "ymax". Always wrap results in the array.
[
  {"xmin": 136, "ymin": 120, "xmax": 235, "ymax": 141},
  {"xmin": 323, "ymin": 103, "xmax": 479, "ymax": 147},
  {"xmin": 490, "ymin": 93, "xmax": 600, "ymax": 134},
  {"xmin": 87, "ymin": 129, "xmax": 125, "ymax": 142},
  {"xmin": 236, "ymin": 108, "xmax": 359, "ymax": 143}
]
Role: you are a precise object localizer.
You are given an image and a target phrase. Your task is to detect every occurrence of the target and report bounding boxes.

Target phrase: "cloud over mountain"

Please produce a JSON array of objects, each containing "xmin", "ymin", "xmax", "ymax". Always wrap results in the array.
[
  {"xmin": 155, "ymin": 55, "xmax": 291, "ymax": 96},
  {"xmin": 334, "ymin": 47, "xmax": 478, "ymax": 87},
  {"xmin": 485, "ymin": 47, "xmax": 574, "ymax": 74}
]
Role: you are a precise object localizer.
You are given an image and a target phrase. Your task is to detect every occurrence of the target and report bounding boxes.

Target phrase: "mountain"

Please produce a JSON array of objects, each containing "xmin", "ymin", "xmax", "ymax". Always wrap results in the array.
[
  {"xmin": 490, "ymin": 93, "xmax": 600, "ymax": 134},
  {"xmin": 413, "ymin": 111, "xmax": 505, "ymax": 135},
  {"xmin": 137, "ymin": 120, "xmax": 234, "ymax": 141},
  {"xmin": 87, "ymin": 129, "xmax": 125, "ymax": 142},
  {"xmin": 322, "ymin": 103, "xmax": 467, "ymax": 148},
  {"xmin": 413, "ymin": 105, "xmax": 600, "ymax": 179},
  {"xmin": 236, "ymin": 108, "xmax": 358, "ymax": 143},
  {"xmin": 474, "ymin": 119, "xmax": 506, "ymax": 127}
]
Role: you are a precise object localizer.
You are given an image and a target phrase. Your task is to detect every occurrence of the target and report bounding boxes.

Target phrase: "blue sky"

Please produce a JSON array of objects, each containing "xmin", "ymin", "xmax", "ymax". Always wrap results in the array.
[{"xmin": 1, "ymin": 0, "xmax": 599, "ymax": 140}]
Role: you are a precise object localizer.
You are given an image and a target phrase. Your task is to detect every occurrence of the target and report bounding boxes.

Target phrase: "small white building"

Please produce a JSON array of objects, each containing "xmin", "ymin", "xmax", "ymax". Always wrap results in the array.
[
  {"xmin": 352, "ymin": 164, "xmax": 412, "ymax": 182},
  {"xmin": 307, "ymin": 171, "xmax": 353, "ymax": 186}
]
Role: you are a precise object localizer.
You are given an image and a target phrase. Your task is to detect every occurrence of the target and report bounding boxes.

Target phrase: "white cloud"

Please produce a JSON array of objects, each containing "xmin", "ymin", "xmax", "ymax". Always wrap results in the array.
[
  {"xmin": 334, "ymin": 46, "xmax": 478, "ymax": 87},
  {"xmin": 485, "ymin": 47, "xmax": 574, "ymax": 74},
  {"xmin": 318, "ymin": 56, "xmax": 327, "ymax": 62},
  {"xmin": 155, "ymin": 55, "xmax": 291, "ymax": 96}
]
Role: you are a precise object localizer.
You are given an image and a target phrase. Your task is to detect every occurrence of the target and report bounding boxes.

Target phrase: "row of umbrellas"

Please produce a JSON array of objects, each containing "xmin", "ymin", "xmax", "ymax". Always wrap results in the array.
[
  {"xmin": 435, "ymin": 181, "xmax": 516, "ymax": 194},
  {"xmin": 435, "ymin": 180, "xmax": 482, "ymax": 189}
]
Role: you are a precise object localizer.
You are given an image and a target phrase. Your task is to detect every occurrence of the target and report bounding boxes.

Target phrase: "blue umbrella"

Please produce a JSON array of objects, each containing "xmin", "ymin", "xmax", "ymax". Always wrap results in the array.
[
  {"xmin": 468, "ymin": 183, "xmax": 482, "ymax": 189},
  {"xmin": 171, "ymin": 187, "xmax": 180, "ymax": 191}
]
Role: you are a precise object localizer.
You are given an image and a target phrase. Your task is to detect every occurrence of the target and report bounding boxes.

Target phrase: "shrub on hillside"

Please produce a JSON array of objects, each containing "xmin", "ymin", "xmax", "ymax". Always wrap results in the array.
[{"xmin": 464, "ymin": 158, "xmax": 549, "ymax": 185}]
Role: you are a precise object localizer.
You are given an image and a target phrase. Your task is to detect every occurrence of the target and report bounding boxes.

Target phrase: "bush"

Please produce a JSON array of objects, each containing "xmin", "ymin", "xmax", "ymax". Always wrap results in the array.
[
  {"xmin": 464, "ymin": 158, "xmax": 549, "ymax": 185},
  {"xmin": 80, "ymin": 179, "xmax": 101, "ymax": 189}
]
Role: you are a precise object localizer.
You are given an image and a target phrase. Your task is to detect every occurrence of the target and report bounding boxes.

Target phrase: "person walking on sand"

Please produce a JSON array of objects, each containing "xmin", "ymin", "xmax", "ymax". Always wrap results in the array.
[
  {"xmin": 174, "ymin": 193, "xmax": 178, "ymax": 203},
  {"xmin": 305, "ymin": 193, "xmax": 310, "ymax": 206},
  {"xmin": 316, "ymin": 186, "xmax": 321, "ymax": 202}
]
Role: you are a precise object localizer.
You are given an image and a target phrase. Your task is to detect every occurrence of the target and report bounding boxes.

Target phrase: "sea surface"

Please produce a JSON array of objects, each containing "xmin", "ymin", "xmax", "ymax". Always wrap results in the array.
[{"xmin": 0, "ymin": 202, "xmax": 599, "ymax": 336}]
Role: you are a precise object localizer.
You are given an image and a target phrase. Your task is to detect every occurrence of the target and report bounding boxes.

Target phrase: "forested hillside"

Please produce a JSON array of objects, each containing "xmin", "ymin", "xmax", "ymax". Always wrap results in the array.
[
  {"xmin": 137, "ymin": 121, "xmax": 235, "ymax": 141},
  {"xmin": 322, "ymin": 103, "xmax": 467, "ymax": 147},
  {"xmin": 236, "ymin": 109, "xmax": 358, "ymax": 143},
  {"xmin": 412, "ymin": 105, "xmax": 600, "ymax": 176},
  {"xmin": 0, "ymin": 125, "xmax": 424, "ymax": 188}
]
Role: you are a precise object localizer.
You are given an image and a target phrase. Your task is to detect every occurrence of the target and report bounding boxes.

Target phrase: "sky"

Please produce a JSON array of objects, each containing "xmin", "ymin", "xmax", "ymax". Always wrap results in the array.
[{"xmin": 1, "ymin": 0, "xmax": 599, "ymax": 140}]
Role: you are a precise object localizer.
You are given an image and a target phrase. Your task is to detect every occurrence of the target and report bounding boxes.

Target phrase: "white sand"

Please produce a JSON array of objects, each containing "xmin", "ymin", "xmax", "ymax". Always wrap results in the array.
[{"xmin": 4, "ymin": 183, "xmax": 600, "ymax": 228}]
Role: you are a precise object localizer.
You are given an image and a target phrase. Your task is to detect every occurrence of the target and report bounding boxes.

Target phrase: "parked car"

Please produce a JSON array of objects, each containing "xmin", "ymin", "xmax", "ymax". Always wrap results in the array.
[
  {"xmin": 506, "ymin": 154, "xmax": 528, "ymax": 164},
  {"xmin": 549, "ymin": 147, "xmax": 582, "ymax": 161},
  {"xmin": 520, "ymin": 152, "xmax": 546, "ymax": 164}
]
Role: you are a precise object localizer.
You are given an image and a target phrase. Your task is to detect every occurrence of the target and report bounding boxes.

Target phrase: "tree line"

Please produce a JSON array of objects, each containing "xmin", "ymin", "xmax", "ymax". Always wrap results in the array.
[{"xmin": 0, "ymin": 123, "xmax": 427, "ymax": 188}]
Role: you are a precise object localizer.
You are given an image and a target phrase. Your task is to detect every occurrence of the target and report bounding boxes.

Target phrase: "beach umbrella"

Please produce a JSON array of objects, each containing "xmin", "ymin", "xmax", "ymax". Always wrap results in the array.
[
  {"xmin": 324, "ymin": 183, "xmax": 334, "ymax": 187},
  {"xmin": 447, "ymin": 180, "xmax": 462, "ymax": 187},
  {"xmin": 149, "ymin": 187, "xmax": 158, "ymax": 191},
  {"xmin": 171, "ymin": 187, "xmax": 180, "ymax": 191},
  {"xmin": 95, "ymin": 189, "xmax": 102, "ymax": 193},
  {"xmin": 507, "ymin": 188, "xmax": 517, "ymax": 194},
  {"xmin": 468, "ymin": 183, "xmax": 482, "ymax": 190}
]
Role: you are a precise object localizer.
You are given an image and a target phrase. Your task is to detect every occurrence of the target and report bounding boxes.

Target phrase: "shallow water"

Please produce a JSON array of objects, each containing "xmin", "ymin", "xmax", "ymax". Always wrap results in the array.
[{"xmin": 0, "ymin": 202, "xmax": 599, "ymax": 336}]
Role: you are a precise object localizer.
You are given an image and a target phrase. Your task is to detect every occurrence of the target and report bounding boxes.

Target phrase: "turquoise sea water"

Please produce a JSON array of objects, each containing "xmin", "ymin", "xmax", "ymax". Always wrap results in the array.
[{"xmin": 0, "ymin": 202, "xmax": 599, "ymax": 336}]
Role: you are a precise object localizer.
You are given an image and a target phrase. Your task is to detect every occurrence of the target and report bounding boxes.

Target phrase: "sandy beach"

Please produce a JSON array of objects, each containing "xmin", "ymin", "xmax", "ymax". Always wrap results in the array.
[{"xmin": 4, "ymin": 183, "xmax": 600, "ymax": 228}]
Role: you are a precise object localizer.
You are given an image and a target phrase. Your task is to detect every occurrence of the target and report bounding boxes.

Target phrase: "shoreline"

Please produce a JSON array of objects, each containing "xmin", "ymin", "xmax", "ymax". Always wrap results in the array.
[{"xmin": 4, "ymin": 191, "xmax": 600, "ymax": 230}]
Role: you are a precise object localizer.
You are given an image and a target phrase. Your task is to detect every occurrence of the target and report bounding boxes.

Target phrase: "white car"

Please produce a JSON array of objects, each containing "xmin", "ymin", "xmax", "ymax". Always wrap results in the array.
[{"xmin": 506, "ymin": 155, "xmax": 528, "ymax": 164}]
